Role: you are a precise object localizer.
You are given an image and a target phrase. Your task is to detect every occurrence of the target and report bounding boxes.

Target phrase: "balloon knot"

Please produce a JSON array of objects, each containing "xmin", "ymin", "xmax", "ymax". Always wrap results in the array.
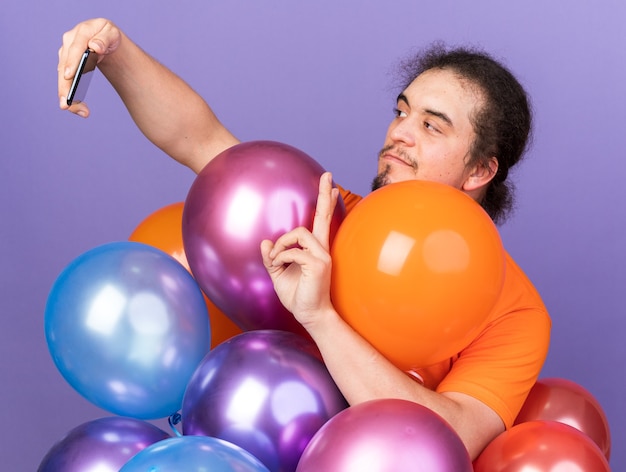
[{"xmin": 168, "ymin": 412, "xmax": 183, "ymax": 437}]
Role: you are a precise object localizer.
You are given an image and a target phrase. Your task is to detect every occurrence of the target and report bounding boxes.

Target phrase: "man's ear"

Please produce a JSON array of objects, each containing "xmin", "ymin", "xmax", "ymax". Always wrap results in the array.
[{"xmin": 462, "ymin": 157, "xmax": 499, "ymax": 193}]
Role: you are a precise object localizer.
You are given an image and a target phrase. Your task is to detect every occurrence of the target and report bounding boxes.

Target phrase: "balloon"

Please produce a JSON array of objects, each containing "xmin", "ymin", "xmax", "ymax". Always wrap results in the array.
[
  {"xmin": 330, "ymin": 180, "xmax": 505, "ymax": 370},
  {"xmin": 182, "ymin": 330, "xmax": 348, "ymax": 472},
  {"xmin": 45, "ymin": 242, "xmax": 211, "ymax": 419},
  {"xmin": 38, "ymin": 416, "xmax": 170, "ymax": 472},
  {"xmin": 130, "ymin": 201, "xmax": 243, "ymax": 348},
  {"xmin": 514, "ymin": 377, "xmax": 611, "ymax": 460},
  {"xmin": 129, "ymin": 202, "xmax": 189, "ymax": 267},
  {"xmin": 296, "ymin": 398, "xmax": 472, "ymax": 472},
  {"xmin": 119, "ymin": 435, "xmax": 270, "ymax": 472},
  {"xmin": 182, "ymin": 140, "xmax": 346, "ymax": 336},
  {"xmin": 473, "ymin": 420, "xmax": 611, "ymax": 471}
]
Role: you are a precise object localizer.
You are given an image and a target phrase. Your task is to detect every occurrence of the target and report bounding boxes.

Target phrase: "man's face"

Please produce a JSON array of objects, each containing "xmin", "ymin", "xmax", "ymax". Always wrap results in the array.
[{"xmin": 373, "ymin": 68, "xmax": 483, "ymax": 193}]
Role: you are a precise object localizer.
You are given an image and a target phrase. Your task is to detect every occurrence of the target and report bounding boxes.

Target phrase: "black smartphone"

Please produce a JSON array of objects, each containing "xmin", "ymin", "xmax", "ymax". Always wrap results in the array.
[{"xmin": 66, "ymin": 48, "xmax": 98, "ymax": 106}]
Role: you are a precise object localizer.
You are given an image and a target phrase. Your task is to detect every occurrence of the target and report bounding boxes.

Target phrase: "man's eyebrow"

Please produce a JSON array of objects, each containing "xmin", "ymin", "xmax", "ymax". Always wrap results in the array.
[
  {"xmin": 425, "ymin": 108, "xmax": 453, "ymax": 127},
  {"xmin": 397, "ymin": 93, "xmax": 409, "ymax": 106},
  {"xmin": 396, "ymin": 93, "xmax": 454, "ymax": 127}
]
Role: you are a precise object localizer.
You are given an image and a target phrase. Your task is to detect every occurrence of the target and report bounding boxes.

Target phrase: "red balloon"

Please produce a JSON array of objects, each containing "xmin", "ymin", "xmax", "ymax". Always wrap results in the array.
[
  {"xmin": 473, "ymin": 420, "xmax": 611, "ymax": 471},
  {"xmin": 514, "ymin": 377, "xmax": 611, "ymax": 460},
  {"xmin": 183, "ymin": 141, "xmax": 345, "ymax": 336},
  {"xmin": 297, "ymin": 399, "xmax": 472, "ymax": 472},
  {"xmin": 129, "ymin": 202, "xmax": 242, "ymax": 348},
  {"xmin": 330, "ymin": 180, "xmax": 505, "ymax": 370}
]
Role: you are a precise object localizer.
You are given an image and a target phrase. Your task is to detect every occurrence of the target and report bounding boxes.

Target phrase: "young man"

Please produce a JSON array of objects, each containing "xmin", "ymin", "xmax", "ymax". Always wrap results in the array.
[{"xmin": 58, "ymin": 18, "xmax": 550, "ymax": 459}]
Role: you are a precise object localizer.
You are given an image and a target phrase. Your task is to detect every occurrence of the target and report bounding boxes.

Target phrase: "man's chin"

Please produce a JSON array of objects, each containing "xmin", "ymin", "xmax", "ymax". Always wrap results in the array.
[
  {"xmin": 371, "ymin": 174, "xmax": 387, "ymax": 192},
  {"xmin": 371, "ymin": 166, "xmax": 391, "ymax": 192}
]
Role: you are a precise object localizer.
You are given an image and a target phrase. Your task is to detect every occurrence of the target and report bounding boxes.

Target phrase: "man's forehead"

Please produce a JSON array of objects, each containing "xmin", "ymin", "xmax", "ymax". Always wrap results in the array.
[{"xmin": 401, "ymin": 69, "xmax": 484, "ymax": 116}]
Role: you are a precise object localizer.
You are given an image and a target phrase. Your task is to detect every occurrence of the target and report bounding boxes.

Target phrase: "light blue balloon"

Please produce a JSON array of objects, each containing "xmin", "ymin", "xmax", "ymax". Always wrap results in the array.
[
  {"xmin": 119, "ymin": 436, "xmax": 270, "ymax": 472},
  {"xmin": 45, "ymin": 242, "xmax": 211, "ymax": 419}
]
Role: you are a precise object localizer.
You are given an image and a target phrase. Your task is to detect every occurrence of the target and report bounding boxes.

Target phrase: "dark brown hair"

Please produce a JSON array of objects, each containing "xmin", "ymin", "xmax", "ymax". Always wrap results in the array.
[{"xmin": 394, "ymin": 43, "xmax": 533, "ymax": 224}]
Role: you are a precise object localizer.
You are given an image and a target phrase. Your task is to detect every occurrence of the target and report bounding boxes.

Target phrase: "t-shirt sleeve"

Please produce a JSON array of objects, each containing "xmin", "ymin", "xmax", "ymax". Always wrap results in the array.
[
  {"xmin": 336, "ymin": 184, "xmax": 363, "ymax": 214},
  {"xmin": 435, "ymin": 255, "xmax": 551, "ymax": 429}
]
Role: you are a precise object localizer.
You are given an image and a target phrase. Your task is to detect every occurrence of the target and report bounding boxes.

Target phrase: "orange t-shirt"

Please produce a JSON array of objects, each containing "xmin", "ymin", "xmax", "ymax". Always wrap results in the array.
[{"xmin": 336, "ymin": 186, "xmax": 551, "ymax": 429}]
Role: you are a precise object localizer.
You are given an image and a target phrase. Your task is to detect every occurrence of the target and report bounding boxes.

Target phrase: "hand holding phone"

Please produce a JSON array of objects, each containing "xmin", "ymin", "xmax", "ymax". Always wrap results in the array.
[{"xmin": 67, "ymin": 48, "xmax": 98, "ymax": 106}]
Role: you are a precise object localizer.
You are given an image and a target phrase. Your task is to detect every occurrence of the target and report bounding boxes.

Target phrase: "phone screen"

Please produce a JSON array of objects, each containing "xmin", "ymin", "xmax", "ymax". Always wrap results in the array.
[{"xmin": 67, "ymin": 48, "xmax": 98, "ymax": 106}]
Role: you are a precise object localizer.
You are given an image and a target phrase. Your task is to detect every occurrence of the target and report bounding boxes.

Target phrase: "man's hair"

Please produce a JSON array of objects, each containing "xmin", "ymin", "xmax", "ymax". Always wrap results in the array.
[{"xmin": 393, "ymin": 43, "xmax": 533, "ymax": 224}]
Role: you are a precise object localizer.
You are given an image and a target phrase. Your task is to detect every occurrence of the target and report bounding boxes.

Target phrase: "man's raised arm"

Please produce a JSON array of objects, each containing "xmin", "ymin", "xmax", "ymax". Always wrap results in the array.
[{"xmin": 58, "ymin": 18, "xmax": 239, "ymax": 173}]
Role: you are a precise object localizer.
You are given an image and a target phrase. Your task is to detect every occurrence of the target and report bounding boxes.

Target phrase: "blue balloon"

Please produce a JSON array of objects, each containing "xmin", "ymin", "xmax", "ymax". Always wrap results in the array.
[
  {"xmin": 119, "ymin": 436, "xmax": 270, "ymax": 472},
  {"xmin": 38, "ymin": 416, "xmax": 170, "ymax": 472},
  {"xmin": 45, "ymin": 242, "xmax": 211, "ymax": 419}
]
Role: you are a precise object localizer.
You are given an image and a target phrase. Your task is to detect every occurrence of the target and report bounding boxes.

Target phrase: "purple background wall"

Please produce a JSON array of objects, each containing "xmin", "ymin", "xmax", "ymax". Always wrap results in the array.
[{"xmin": 1, "ymin": 0, "xmax": 624, "ymax": 469}]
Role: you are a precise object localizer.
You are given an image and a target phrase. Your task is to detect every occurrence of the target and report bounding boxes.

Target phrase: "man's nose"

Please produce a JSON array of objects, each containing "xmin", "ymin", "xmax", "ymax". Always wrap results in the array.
[{"xmin": 388, "ymin": 119, "xmax": 415, "ymax": 146}]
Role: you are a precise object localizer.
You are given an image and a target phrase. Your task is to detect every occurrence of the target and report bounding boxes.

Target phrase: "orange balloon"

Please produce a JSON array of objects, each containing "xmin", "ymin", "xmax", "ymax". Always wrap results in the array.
[
  {"xmin": 514, "ymin": 377, "xmax": 611, "ymax": 460},
  {"xmin": 330, "ymin": 181, "xmax": 505, "ymax": 370},
  {"xmin": 473, "ymin": 421, "xmax": 611, "ymax": 471},
  {"xmin": 130, "ymin": 202, "xmax": 242, "ymax": 348}
]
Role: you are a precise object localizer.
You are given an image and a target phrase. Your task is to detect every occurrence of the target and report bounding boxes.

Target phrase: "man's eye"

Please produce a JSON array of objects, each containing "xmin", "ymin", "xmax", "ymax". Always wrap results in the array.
[{"xmin": 393, "ymin": 108, "xmax": 407, "ymax": 118}]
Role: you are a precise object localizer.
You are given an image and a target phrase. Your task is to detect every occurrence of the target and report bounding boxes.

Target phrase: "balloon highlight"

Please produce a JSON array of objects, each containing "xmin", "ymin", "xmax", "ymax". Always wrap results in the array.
[
  {"xmin": 44, "ymin": 242, "xmax": 211, "ymax": 419},
  {"xmin": 38, "ymin": 417, "xmax": 170, "ymax": 472},
  {"xmin": 331, "ymin": 180, "xmax": 505, "ymax": 370},
  {"xmin": 297, "ymin": 399, "xmax": 472, "ymax": 472},
  {"xmin": 182, "ymin": 330, "xmax": 348, "ymax": 472},
  {"xmin": 183, "ymin": 140, "xmax": 345, "ymax": 336},
  {"xmin": 130, "ymin": 201, "xmax": 243, "ymax": 347}
]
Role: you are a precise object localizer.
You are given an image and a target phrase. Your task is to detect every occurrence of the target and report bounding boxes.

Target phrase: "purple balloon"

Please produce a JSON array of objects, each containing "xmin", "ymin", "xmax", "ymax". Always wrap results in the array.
[
  {"xmin": 182, "ymin": 140, "xmax": 346, "ymax": 335},
  {"xmin": 38, "ymin": 416, "xmax": 170, "ymax": 472},
  {"xmin": 182, "ymin": 330, "xmax": 348, "ymax": 472},
  {"xmin": 296, "ymin": 399, "xmax": 473, "ymax": 472}
]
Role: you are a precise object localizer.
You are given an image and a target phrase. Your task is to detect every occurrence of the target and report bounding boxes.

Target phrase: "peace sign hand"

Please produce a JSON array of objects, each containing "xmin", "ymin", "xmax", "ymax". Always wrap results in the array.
[{"xmin": 260, "ymin": 172, "xmax": 339, "ymax": 329}]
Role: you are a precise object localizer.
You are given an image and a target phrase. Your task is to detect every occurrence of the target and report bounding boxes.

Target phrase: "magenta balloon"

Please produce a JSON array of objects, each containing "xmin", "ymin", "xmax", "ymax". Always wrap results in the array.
[
  {"xmin": 296, "ymin": 399, "xmax": 472, "ymax": 472},
  {"xmin": 182, "ymin": 330, "xmax": 348, "ymax": 472},
  {"xmin": 38, "ymin": 417, "xmax": 170, "ymax": 472},
  {"xmin": 182, "ymin": 140, "xmax": 346, "ymax": 335}
]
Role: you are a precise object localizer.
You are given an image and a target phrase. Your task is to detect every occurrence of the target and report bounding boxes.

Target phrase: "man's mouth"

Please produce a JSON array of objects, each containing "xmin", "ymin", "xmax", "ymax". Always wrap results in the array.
[
  {"xmin": 379, "ymin": 146, "xmax": 415, "ymax": 169},
  {"xmin": 382, "ymin": 152, "xmax": 412, "ymax": 167}
]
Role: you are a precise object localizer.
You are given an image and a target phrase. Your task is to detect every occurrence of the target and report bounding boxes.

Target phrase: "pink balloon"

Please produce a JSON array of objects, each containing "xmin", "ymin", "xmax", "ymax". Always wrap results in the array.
[
  {"xmin": 182, "ymin": 140, "xmax": 346, "ymax": 335},
  {"xmin": 296, "ymin": 399, "xmax": 472, "ymax": 472},
  {"xmin": 514, "ymin": 377, "xmax": 611, "ymax": 460}
]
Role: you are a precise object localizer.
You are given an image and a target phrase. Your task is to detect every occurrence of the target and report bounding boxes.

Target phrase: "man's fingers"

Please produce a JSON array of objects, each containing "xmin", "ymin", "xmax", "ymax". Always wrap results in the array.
[
  {"xmin": 57, "ymin": 19, "xmax": 119, "ymax": 113},
  {"xmin": 270, "ymin": 246, "xmax": 328, "ymax": 274},
  {"xmin": 58, "ymin": 31, "xmax": 78, "ymax": 109},
  {"xmin": 268, "ymin": 227, "xmax": 327, "ymax": 259},
  {"xmin": 311, "ymin": 172, "xmax": 338, "ymax": 250},
  {"xmin": 68, "ymin": 102, "xmax": 91, "ymax": 118},
  {"xmin": 88, "ymin": 21, "xmax": 121, "ymax": 57},
  {"xmin": 261, "ymin": 237, "xmax": 316, "ymax": 280},
  {"xmin": 261, "ymin": 239, "xmax": 277, "ymax": 270}
]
